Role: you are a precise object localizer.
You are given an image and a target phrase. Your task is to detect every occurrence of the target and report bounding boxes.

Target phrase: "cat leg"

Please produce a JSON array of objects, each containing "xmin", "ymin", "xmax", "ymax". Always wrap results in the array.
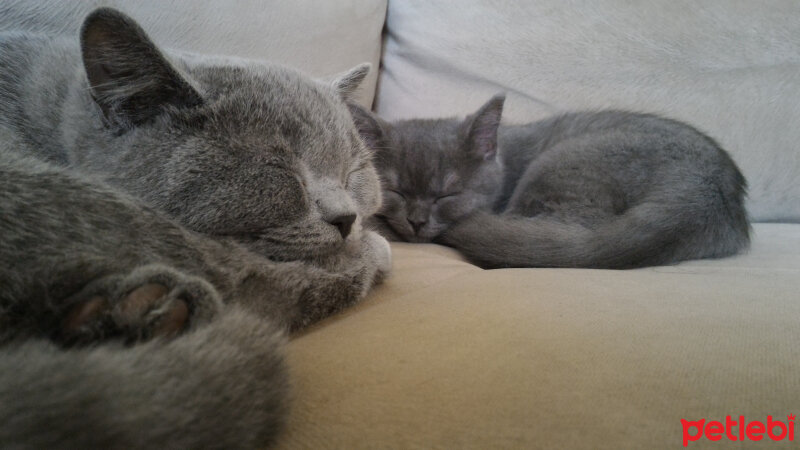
[
  {"xmin": 0, "ymin": 153, "xmax": 233, "ymax": 342},
  {"xmin": 0, "ymin": 307, "xmax": 289, "ymax": 448},
  {"xmin": 231, "ymin": 230, "xmax": 391, "ymax": 331},
  {"xmin": 297, "ymin": 230, "xmax": 390, "ymax": 327},
  {"xmin": 59, "ymin": 263, "xmax": 222, "ymax": 346},
  {"xmin": 287, "ymin": 229, "xmax": 390, "ymax": 329},
  {"xmin": 1, "ymin": 155, "xmax": 290, "ymax": 447}
]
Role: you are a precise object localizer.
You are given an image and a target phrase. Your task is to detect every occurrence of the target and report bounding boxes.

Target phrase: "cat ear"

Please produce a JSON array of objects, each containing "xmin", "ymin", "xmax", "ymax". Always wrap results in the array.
[
  {"xmin": 80, "ymin": 8, "xmax": 203, "ymax": 129},
  {"xmin": 463, "ymin": 94, "xmax": 505, "ymax": 160},
  {"xmin": 331, "ymin": 63, "xmax": 371, "ymax": 101},
  {"xmin": 348, "ymin": 102, "xmax": 389, "ymax": 151}
]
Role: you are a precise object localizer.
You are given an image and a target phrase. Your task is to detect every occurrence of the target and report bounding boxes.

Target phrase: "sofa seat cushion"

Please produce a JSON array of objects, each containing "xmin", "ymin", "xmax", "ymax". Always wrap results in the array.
[{"xmin": 278, "ymin": 223, "xmax": 800, "ymax": 448}]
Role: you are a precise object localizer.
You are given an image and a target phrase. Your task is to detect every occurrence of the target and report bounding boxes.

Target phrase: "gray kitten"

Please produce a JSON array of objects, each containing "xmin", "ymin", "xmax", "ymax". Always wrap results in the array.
[
  {"xmin": 352, "ymin": 95, "xmax": 749, "ymax": 268},
  {"xmin": 0, "ymin": 8, "xmax": 390, "ymax": 448}
]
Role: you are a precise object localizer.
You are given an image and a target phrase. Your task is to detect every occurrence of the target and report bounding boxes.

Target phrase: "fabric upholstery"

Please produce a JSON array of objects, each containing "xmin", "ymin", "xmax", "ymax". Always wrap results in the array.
[
  {"xmin": 4, "ymin": 2, "xmax": 797, "ymax": 448},
  {"xmin": 278, "ymin": 224, "xmax": 800, "ymax": 448},
  {"xmin": 0, "ymin": 0, "xmax": 388, "ymax": 106}
]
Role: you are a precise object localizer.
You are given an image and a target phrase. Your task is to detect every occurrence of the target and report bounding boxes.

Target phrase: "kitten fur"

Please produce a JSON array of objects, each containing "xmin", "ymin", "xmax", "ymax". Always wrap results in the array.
[
  {"xmin": 0, "ymin": 8, "xmax": 390, "ymax": 448},
  {"xmin": 352, "ymin": 95, "xmax": 749, "ymax": 269}
]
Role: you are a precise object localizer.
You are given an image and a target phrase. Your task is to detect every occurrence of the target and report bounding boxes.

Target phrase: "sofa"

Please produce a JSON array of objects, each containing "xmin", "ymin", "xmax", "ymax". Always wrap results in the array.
[{"xmin": 6, "ymin": 1, "xmax": 799, "ymax": 448}]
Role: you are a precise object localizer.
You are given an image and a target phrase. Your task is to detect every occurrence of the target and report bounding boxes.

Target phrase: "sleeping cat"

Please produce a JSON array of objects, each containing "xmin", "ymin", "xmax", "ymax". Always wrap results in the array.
[
  {"xmin": 351, "ymin": 95, "xmax": 749, "ymax": 269},
  {"xmin": 0, "ymin": 8, "xmax": 390, "ymax": 448}
]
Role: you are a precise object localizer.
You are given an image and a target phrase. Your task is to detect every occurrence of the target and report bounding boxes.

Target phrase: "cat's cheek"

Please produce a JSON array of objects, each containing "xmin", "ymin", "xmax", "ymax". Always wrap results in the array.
[
  {"xmin": 434, "ymin": 200, "xmax": 466, "ymax": 224},
  {"xmin": 253, "ymin": 167, "xmax": 310, "ymax": 227},
  {"xmin": 347, "ymin": 169, "xmax": 382, "ymax": 216},
  {"xmin": 377, "ymin": 197, "xmax": 418, "ymax": 240},
  {"xmin": 379, "ymin": 194, "xmax": 404, "ymax": 217},
  {"xmin": 383, "ymin": 214, "xmax": 415, "ymax": 242}
]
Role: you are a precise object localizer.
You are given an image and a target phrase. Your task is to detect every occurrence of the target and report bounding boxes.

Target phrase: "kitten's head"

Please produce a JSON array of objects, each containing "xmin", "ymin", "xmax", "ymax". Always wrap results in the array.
[
  {"xmin": 350, "ymin": 96, "xmax": 505, "ymax": 242},
  {"xmin": 79, "ymin": 8, "xmax": 381, "ymax": 261}
]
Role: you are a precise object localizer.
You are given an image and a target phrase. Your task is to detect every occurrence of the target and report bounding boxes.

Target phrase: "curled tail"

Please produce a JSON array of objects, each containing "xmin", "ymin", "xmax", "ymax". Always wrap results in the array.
[
  {"xmin": 0, "ymin": 307, "xmax": 289, "ymax": 449},
  {"xmin": 441, "ymin": 201, "xmax": 750, "ymax": 269}
]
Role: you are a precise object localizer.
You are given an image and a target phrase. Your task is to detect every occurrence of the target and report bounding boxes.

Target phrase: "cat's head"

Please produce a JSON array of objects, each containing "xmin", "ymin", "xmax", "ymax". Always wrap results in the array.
[
  {"xmin": 350, "ymin": 96, "xmax": 505, "ymax": 242},
  {"xmin": 78, "ymin": 8, "xmax": 381, "ymax": 261}
]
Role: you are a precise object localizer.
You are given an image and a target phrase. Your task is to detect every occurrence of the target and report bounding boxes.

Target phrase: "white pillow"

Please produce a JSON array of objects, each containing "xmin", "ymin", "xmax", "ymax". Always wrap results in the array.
[
  {"xmin": 376, "ymin": 0, "xmax": 800, "ymax": 222},
  {"xmin": 0, "ymin": 0, "xmax": 387, "ymax": 106}
]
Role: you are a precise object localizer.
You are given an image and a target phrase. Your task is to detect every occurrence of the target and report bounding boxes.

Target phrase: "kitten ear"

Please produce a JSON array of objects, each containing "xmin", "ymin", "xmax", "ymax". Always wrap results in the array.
[
  {"xmin": 80, "ymin": 8, "xmax": 203, "ymax": 129},
  {"xmin": 463, "ymin": 94, "xmax": 505, "ymax": 160},
  {"xmin": 331, "ymin": 63, "xmax": 371, "ymax": 101},
  {"xmin": 348, "ymin": 102, "xmax": 389, "ymax": 151}
]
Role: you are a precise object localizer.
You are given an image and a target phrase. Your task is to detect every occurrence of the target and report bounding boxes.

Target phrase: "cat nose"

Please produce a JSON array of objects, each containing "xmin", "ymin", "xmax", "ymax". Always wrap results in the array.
[
  {"xmin": 407, "ymin": 218, "xmax": 426, "ymax": 234},
  {"xmin": 328, "ymin": 214, "xmax": 356, "ymax": 239}
]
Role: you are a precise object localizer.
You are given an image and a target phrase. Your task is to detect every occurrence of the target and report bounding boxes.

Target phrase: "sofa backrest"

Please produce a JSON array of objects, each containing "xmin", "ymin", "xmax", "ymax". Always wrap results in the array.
[
  {"xmin": 376, "ymin": 0, "xmax": 800, "ymax": 222},
  {"xmin": 0, "ymin": 0, "xmax": 388, "ymax": 107}
]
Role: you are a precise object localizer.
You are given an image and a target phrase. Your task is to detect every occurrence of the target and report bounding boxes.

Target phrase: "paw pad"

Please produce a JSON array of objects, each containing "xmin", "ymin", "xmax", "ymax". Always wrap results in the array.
[{"xmin": 58, "ymin": 265, "xmax": 221, "ymax": 346}]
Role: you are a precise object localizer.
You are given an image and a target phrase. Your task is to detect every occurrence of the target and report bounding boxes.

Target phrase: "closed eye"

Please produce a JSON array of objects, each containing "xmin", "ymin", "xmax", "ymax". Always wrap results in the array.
[
  {"xmin": 434, "ymin": 192, "xmax": 461, "ymax": 203},
  {"xmin": 344, "ymin": 161, "xmax": 370, "ymax": 186},
  {"xmin": 212, "ymin": 231, "xmax": 266, "ymax": 241},
  {"xmin": 387, "ymin": 189, "xmax": 406, "ymax": 199}
]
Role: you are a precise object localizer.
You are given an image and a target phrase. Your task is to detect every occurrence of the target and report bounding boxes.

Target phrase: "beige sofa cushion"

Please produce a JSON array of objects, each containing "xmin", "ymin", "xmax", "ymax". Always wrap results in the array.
[
  {"xmin": 375, "ymin": 0, "xmax": 800, "ymax": 222},
  {"xmin": 278, "ymin": 223, "xmax": 800, "ymax": 448},
  {"xmin": 0, "ymin": 0, "xmax": 388, "ymax": 106}
]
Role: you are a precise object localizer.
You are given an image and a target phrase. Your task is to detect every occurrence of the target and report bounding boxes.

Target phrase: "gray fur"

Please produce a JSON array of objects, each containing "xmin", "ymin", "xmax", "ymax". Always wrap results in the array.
[
  {"xmin": 1, "ymin": 8, "xmax": 390, "ymax": 448},
  {"xmin": 353, "ymin": 95, "xmax": 749, "ymax": 269},
  {"xmin": 331, "ymin": 62, "xmax": 371, "ymax": 101}
]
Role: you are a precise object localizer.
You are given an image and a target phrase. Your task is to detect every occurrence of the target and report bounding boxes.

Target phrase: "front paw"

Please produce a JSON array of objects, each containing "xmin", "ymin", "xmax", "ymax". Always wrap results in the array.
[
  {"xmin": 364, "ymin": 230, "xmax": 392, "ymax": 279},
  {"xmin": 363, "ymin": 215, "xmax": 403, "ymax": 242},
  {"xmin": 58, "ymin": 264, "xmax": 222, "ymax": 346}
]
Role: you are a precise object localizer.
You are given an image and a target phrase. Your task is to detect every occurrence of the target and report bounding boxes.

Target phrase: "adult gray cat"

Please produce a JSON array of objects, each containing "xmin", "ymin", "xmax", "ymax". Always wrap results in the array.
[
  {"xmin": 351, "ymin": 95, "xmax": 749, "ymax": 269},
  {"xmin": 0, "ymin": 8, "xmax": 390, "ymax": 448}
]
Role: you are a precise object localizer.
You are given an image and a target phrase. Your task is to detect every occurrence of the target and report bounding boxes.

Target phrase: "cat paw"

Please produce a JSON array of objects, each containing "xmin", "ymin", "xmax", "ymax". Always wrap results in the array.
[
  {"xmin": 364, "ymin": 231, "xmax": 392, "ymax": 278},
  {"xmin": 59, "ymin": 264, "xmax": 222, "ymax": 346}
]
